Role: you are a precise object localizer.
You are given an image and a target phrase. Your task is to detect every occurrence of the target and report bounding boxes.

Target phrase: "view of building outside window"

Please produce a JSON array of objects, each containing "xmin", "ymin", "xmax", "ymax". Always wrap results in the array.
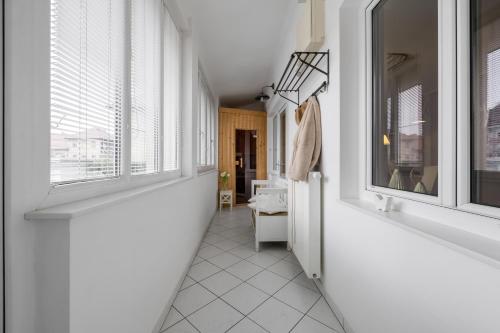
[
  {"xmin": 371, "ymin": 0, "xmax": 438, "ymax": 196},
  {"xmin": 50, "ymin": 0, "xmax": 124, "ymax": 184},
  {"xmin": 471, "ymin": 0, "xmax": 500, "ymax": 207}
]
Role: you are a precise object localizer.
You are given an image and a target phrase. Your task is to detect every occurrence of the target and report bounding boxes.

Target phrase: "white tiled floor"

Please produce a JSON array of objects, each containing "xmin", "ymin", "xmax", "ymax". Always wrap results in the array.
[{"xmin": 162, "ymin": 207, "xmax": 344, "ymax": 333}]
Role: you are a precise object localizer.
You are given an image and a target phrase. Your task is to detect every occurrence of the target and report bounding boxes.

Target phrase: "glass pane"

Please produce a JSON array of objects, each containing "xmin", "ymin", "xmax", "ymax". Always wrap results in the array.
[
  {"xmin": 471, "ymin": 0, "xmax": 500, "ymax": 207},
  {"xmin": 372, "ymin": 0, "xmax": 438, "ymax": 196},
  {"xmin": 130, "ymin": 0, "xmax": 161, "ymax": 175},
  {"xmin": 50, "ymin": 0, "xmax": 125, "ymax": 184},
  {"xmin": 163, "ymin": 6, "xmax": 181, "ymax": 171}
]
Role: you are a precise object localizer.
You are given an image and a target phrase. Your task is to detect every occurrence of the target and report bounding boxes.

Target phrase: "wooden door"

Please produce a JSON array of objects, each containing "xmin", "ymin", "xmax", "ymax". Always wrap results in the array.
[{"xmin": 218, "ymin": 108, "xmax": 267, "ymax": 205}]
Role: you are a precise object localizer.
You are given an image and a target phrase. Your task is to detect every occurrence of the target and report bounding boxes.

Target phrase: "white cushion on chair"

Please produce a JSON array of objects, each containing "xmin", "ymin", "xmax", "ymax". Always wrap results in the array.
[
  {"xmin": 260, "ymin": 202, "xmax": 287, "ymax": 214},
  {"xmin": 249, "ymin": 200, "xmax": 287, "ymax": 215}
]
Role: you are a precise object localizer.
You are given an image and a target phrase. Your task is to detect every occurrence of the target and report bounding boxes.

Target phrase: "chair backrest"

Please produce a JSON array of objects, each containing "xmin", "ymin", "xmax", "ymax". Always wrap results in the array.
[
  {"xmin": 251, "ymin": 179, "xmax": 288, "ymax": 198},
  {"xmin": 255, "ymin": 187, "xmax": 288, "ymax": 210},
  {"xmin": 251, "ymin": 180, "xmax": 272, "ymax": 198}
]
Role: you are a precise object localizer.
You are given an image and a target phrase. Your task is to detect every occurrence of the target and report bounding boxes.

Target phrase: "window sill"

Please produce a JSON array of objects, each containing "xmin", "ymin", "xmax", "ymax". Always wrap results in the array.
[
  {"xmin": 197, "ymin": 166, "xmax": 217, "ymax": 175},
  {"xmin": 25, "ymin": 176, "xmax": 193, "ymax": 221},
  {"xmin": 44, "ymin": 170, "xmax": 183, "ymax": 208},
  {"xmin": 339, "ymin": 198, "xmax": 500, "ymax": 268}
]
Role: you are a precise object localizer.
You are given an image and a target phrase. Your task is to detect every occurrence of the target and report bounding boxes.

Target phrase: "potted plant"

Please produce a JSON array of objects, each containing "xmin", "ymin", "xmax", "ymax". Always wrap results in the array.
[{"xmin": 220, "ymin": 171, "xmax": 230, "ymax": 190}]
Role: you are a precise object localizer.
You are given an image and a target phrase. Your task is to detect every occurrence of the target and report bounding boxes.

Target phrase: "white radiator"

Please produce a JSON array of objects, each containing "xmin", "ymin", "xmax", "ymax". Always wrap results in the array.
[{"xmin": 288, "ymin": 172, "xmax": 322, "ymax": 279}]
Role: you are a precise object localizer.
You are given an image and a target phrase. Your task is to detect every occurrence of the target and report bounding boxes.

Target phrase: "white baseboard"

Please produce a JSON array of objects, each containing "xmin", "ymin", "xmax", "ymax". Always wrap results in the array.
[
  {"xmin": 153, "ymin": 209, "xmax": 217, "ymax": 333},
  {"xmin": 313, "ymin": 278, "xmax": 355, "ymax": 333}
]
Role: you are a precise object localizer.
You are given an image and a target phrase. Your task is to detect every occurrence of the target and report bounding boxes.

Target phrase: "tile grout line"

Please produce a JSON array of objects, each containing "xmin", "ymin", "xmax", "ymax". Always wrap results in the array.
[
  {"xmin": 160, "ymin": 211, "xmax": 223, "ymax": 332},
  {"xmin": 171, "ymin": 208, "xmax": 322, "ymax": 333},
  {"xmin": 223, "ymin": 309, "xmax": 271, "ymax": 333},
  {"xmin": 216, "ymin": 208, "xmax": 319, "ymax": 330},
  {"xmin": 185, "ymin": 215, "xmax": 273, "ymax": 330},
  {"xmin": 307, "ymin": 314, "xmax": 343, "ymax": 333},
  {"xmin": 182, "ymin": 261, "xmax": 270, "ymax": 332},
  {"xmin": 159, "ymin": 304, "xmax": 190, "ymax": 332},
  {"xmin": 184, "ymin": 315, "xmax": 202, "ymax": 333},
  {"xmin": 287, "ymin": 293, "xmax": 323, "ymax": 332}
]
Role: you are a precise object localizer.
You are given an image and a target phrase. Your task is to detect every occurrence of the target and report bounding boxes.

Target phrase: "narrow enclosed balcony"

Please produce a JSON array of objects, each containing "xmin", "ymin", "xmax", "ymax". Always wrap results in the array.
[{"xmin": 3, "ymin": 0, "xmax": 500, "ymax": 333}]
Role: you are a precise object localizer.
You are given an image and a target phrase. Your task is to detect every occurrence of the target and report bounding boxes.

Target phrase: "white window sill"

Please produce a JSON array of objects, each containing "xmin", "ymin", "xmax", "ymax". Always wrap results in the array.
[
  {"xmin": 339, "ymin": 198, "xmax": 500, "ymax": 268},
  {"xmin": 45, "ymin": 170, "xmax": 183, "ymax": 208},
  {"xmin": 25, "ymin": 176, "xmax": 193, "ymax": 221},
  {"xmin": 197, "ymin": 166, "xmax": 217, "ymax": 175}
]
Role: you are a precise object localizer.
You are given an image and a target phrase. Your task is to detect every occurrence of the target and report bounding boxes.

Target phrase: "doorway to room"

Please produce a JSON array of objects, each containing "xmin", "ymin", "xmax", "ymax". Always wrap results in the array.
[
  {"xmin": 235, "ymin": 130, "xmax": 257, "ymax": 204},
  {"xmin": 218, "ymin": 107, "xmax": 267, "ymax": 206}
]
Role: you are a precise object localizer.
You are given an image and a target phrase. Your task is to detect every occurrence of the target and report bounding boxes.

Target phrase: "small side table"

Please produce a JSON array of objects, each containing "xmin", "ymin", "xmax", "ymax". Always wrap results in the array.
[{"xmin": 219, "ymin": 190, "xmax": 233, "ymax": 212}]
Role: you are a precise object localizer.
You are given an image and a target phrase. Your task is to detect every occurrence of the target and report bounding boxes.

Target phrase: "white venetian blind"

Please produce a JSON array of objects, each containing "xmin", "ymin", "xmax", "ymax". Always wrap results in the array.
[
  {"xmin": 163, "ymin": 6, "xmax": 181, "ymax": 171},
  {"xmin": 131, "ymin": 0, "xmax": 162, "ymax": 175},
  {"xmin": 50, "ymin": 0, "xmax": 125, "ymax": 184}
]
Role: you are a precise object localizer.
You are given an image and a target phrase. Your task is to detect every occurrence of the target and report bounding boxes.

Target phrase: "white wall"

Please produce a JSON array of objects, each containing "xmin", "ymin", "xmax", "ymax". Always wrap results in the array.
[
  {"xmin": 5, "ymin": 0, "xmax": 217, "ymax": 332},
  {"xmin": 29, "ymin": 175, "xmax": 218, "ymax": 333},
  {"xmin": 266, "ymin": 1, "xmax": 500, "ymax": 332},
  {"xmin": 67, "ymin": 175, "xmax": 217, "ymax": 333}
]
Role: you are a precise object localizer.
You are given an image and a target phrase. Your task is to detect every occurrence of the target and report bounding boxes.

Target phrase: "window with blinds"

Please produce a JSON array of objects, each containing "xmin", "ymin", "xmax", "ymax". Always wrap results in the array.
[
  {"xmin": 198, "ymin": 71, "xmax": 216, "ymax": 168},
  {"xmin": 163, "ymin": 7, "xmax": 181, "ymax": 171},
  {"xmin": 50, "ymin": 0, "xmax": 125, "ymax": 184},
  {"xmin": 51, "ymin": 0, "xmax": 183, "ymax": 186},
  {"xmin": 131, "ymin": 0, "xmax": 162, "ymax": 175}
]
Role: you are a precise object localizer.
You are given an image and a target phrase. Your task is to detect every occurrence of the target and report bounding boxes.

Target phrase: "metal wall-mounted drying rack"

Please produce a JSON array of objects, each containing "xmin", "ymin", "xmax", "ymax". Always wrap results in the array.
[{"xmin": 273, "ymin": 50, "xmax": 330, "ymax": 106}]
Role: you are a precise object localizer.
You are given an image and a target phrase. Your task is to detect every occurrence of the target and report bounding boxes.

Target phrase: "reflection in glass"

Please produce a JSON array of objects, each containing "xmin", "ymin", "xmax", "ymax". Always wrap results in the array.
[
  {"xmin": 372, "ymin": 0, "xmax": 438, "ymax": 196},
  {"xmin": 471, "ymin": 0, "xmax": 500, "ymax": 207}
]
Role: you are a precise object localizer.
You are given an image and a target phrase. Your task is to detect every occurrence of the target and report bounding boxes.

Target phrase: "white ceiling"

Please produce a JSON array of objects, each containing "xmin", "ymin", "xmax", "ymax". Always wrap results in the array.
[{"xmin": 188, "ymin": 0, "xmax": 294, "ymax": 107}]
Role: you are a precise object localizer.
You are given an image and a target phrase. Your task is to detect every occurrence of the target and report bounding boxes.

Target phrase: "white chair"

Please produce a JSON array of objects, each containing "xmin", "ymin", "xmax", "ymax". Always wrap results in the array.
[
  {"xmin": 248, "ymin": 180, "xmax": 274, "ymax": 226},
  {"xmin": 252, "ymin": 187, "xmax": 288, "ymax": 251},
  {"xmin": 250, "ymin": 179, "xmax": 273, "ymax": 201}
]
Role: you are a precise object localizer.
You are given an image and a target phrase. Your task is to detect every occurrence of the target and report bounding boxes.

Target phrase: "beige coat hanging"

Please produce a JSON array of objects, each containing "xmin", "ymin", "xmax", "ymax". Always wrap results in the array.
[{"xmin": 288, "ymin": 96, "xmax": 322, "ymax": 181}]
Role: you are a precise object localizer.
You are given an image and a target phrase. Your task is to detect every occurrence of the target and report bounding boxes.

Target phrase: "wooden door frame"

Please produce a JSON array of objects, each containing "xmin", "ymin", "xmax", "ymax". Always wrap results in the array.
[{"xmin": 218, "ymin": 108, "xmax": 267, "ymax": 205}]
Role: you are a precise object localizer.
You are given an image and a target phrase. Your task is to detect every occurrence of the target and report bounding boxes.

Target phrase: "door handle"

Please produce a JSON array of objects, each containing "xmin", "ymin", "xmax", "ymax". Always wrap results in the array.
[{"xmin": 240, "ymin": 157, "xmax": 243, "ymax": 168}]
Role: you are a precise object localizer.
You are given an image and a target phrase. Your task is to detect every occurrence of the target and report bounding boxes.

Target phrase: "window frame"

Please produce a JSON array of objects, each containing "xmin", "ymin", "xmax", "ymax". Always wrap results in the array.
[
  {"xmin": 130, "ymin": 0, "xmax": 162, "ymax": 177},
  {"xmin": 268, "ymin": 102, "xmax": 288, "ymax": 179},
  {"xmin": 363, "ymin": 0, "xmax": 456, "ymax": 207},
  {"xmin": 270, "ymin": 104, "xmax": 287, "ymax": 177},
  {"xmin": 197, "ymin": 67, "xmax": 217, "ymax": 172},
  {"xmin": 456, "ymin": 0, "xmax": 500, "ymax": 219},
  {"xmin": 364, "ymin": 0, "xmax": 500, "ymax": 221},
  {"xmin": 161, "ymin": 3, "xmax": 182, "ymax": 175},
  {"xmin": 49, "ymin": 0, "xmax": 126, "ymax": 186},
  {"xmin": 279, "ymin": 109, "xmax": 287, "ymax": 178},
  {"xmin": 47, "ymin": 0, "xmax": 183, "ymax": 204},
  {"xmin": 272, "ymin": 113, "xmax": 279, "ymax": 171}
]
